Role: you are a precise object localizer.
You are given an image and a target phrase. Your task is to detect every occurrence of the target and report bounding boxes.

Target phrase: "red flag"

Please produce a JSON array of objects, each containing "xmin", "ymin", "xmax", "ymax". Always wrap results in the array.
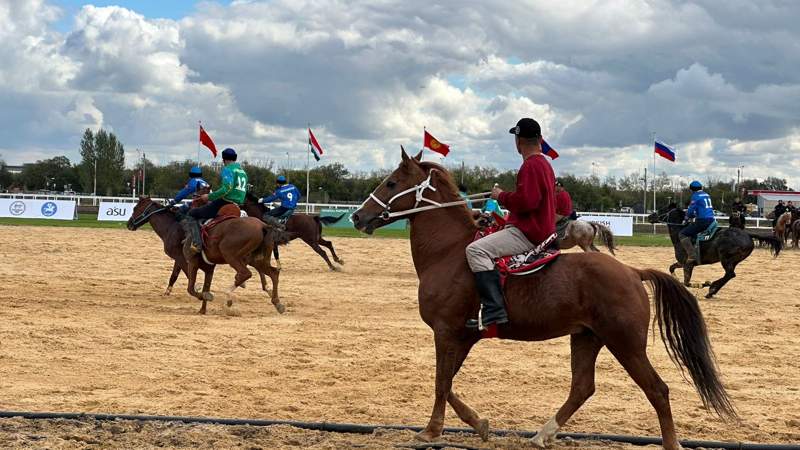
[
  {"xmin": 199, "ymin": 125, "xmax": 217, "ymax": 157},
  {"xmin": 423, "ymin": 130, "xmax": 450, "ymax": 156},
  {"xmin": 308, "ymin": 128, "xmax": 324, "ymax": 161}
]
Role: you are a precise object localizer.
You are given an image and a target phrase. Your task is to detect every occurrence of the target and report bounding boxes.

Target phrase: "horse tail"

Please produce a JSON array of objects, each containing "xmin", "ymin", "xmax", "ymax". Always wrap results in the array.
[
  {"xmin": 319, "ymin": 213, "xmax": 346, "ymax": 226},
  {"xmin": 261, "ymin": 224, "xmax": 295, "ymax": 247},
  {"xmin": 747, "ymin": 232, "xmax": 782, "ymax": 257},
  {"xmin": 590, "ymin": 222, "xmax": 617, "ymax": 255},
  {"xmin": 637, "ymin": 269, "xmax": 737, "ymax": 420}
]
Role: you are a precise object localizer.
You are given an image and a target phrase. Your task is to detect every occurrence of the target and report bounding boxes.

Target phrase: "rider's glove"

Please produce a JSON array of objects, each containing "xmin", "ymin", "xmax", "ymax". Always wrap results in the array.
[{"xmin": 167, "ymin": 199, "xmax": 176, "ymax": 207}]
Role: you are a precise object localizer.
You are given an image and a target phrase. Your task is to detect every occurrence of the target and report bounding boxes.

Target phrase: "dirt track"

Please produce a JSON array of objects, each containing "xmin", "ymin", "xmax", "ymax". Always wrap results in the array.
[{"xmin": 0, "ymin": 225, "xmax": 798, "ymax": 448}]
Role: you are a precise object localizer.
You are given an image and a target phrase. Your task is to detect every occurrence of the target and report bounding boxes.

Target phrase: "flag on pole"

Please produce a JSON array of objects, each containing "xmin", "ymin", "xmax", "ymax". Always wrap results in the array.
[
  {"xmin": 654, "ymin": 141, "xmax": 676, "ymax": 162},
  {"xmin": 423, "ymin": 130, "xmax": 450, "ymax": 156},
  {"xmin": 308, "ymin": 128, "xmax": 324, "ymax": 161},
  {"xmin": 541, "ymin": 139, "xmax": 560, "ymax": 159},
  {"xmin": 199, "ymin": 125, "xmax": 217, "ymax": 157}
]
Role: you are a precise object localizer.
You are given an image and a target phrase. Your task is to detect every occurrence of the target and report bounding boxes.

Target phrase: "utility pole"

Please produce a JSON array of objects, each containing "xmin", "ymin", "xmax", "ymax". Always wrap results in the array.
[
  {"xmin": 93, "ymin": 156, "xmax": 97, "ymax": 196},
  {"xmin": 141, "ymin": 150, "xmax": 146, "ymax": 197},
  {"xmin": 643, "ymin": 167, "xmax": 647, "ymax": 213}
]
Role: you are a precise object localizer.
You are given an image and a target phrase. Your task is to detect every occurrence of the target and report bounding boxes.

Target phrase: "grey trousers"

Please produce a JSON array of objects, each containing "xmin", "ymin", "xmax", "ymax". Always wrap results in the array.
[{"xmin": 466, "ymin": 226, "xmax": 535, "ymax": 272}]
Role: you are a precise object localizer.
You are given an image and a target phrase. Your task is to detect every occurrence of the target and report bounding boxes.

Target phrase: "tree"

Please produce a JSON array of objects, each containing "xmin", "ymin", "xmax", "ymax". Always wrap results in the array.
[
  {"xmin": 77, "ymin": 128, "xmax": 126, "ymax": 195},
  {"xmin": 0, "ymin": 159, "xmax": 13, "ymax": 191},
  {"xmin": 18, "ymin": 156, "xmax": 79, "ymax": 191}
]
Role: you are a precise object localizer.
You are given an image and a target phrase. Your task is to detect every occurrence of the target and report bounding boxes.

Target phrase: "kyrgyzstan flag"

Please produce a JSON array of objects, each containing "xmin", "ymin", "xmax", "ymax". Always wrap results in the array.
[
  {"xmin": 199, "ymin": 125, "xmax": 217, "ymax": 157},
  {"xmin": 308, "ymin": 128, "xmax": 324, "ymax": 161},
  {"xmin": 541, "ymin": 139, "xmax": 560, "ymax": 159},
  {"xmin": 423, "ymin": 130, "xmax": 450, "ymax": 156}
]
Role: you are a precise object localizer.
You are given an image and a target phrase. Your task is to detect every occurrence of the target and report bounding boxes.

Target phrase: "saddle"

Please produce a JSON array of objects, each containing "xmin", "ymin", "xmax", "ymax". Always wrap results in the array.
[
  {"xmin": 474, "ymin": 219, "xmax": 561, "ymax": 285},
  {"xmin": 693, "ymin": 221, "xmax": 719, "ymax": 264},
  {"xmin": 200, "ymin": 204, "xmax": 242, "ymax": 244}
]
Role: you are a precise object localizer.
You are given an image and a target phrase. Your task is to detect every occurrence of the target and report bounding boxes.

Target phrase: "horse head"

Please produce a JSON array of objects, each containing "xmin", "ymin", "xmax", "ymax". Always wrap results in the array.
[
  {"xmin": 127, "ymin": 196, "xmax": 167, "ymax": 231},
  {"xmin": 352, "ymin": 146, "xmax": 435, "ymax": 234},
  {"xmin": 648, "ymin": 202, "xmax": 683, "ymax": 225},
  {"xmin": 242, "ymin": 191, "xmax": 265, "ymax": 218}
]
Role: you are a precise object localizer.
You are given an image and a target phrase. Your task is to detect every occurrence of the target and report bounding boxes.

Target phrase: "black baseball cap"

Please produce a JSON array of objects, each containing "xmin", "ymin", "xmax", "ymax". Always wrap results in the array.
[{"xmin": 509, "ymin": 118, "xmax": 541, "ymax": 138}]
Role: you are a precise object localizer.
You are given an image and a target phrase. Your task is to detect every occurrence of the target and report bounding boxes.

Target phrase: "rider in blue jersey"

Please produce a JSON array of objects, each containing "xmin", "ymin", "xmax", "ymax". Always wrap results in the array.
[
  {"xmin": 169, "ymin": 166, "xmax": 209, "ymax": 213},
  {"xmin": 680, "ymin": 180, "xmax": 716, "ymax": 264},
  {"xmin": 260, "ymin": 175, "xmax": 301, "ymax": 223}
]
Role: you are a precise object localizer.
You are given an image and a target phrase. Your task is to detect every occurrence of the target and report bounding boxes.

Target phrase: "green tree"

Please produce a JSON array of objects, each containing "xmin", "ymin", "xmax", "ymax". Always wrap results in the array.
[
  {"xmin": 77, "ymin": 128, "xmax": 126, "ymax": 195},
  {"xmin": 19, "ymin": 156, "xmax": 79, "ymax": 191},
  {"xmin": 77, "ymin": 128, "xmax": 96, "ymax": 193}
]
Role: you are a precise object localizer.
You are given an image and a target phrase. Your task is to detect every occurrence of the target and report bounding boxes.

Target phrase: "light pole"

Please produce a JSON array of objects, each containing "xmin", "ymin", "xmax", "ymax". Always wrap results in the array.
[{"xmin": 93, "ymin": 156, "xmax": 97, "ymax": 196}]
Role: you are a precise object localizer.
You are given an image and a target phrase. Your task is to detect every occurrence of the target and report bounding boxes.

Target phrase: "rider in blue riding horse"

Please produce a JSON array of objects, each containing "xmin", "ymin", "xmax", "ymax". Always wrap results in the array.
[
  {"xmin": 168, "ymin": 166, "xmax": 209, "ymax": 213},
  {"xmin": 260, "ymin": 175, "xmax": 301, "ymax": 227},
  {"xmin": 680, "ymin": 180, "xmax": 716, "ymax": 264}
]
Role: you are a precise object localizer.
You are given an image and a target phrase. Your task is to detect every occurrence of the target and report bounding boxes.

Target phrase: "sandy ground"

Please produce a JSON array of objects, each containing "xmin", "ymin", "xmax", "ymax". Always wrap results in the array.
[{"xmin": 0, "ymin": 225, "xmax": 798, "ymax": 449}]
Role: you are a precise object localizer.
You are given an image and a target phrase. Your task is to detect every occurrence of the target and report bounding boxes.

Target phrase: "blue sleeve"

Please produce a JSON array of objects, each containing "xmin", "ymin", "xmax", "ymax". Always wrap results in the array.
[
  {"xmin": 174, "ymin": 183, "xmax": 194, "ymax": 202},
  {"xmin": 261, "ymin": 192, "xmax": 278, "ymax": 203},
  {"xmin": 686, "ymin": 194, "xmax": 698, "ymax": 219},
  {"xmin": 221, "ymin": 168, "xmax": 233, "ymax": 185}
]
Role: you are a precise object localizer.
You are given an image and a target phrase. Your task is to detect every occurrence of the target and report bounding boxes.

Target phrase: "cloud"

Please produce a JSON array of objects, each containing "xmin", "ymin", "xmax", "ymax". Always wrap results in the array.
[{"xmin": 0, "ymin": 0, "xmax": 798, "ymax": 190}]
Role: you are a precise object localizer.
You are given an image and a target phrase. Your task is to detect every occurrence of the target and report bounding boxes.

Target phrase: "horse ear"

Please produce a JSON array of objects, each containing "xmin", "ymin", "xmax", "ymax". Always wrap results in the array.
[
  {"xmin": 413, "ymin": 151, "xmax": 423, "ymax": 162},
  {"xmin": 400, "ymin": 145, "xmax": 410, "ymax": 163}
]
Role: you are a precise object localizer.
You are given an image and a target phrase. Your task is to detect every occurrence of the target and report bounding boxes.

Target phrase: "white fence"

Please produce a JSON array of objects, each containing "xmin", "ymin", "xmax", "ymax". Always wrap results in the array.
[{"xmin": 0, "ymin": 193, "xmax": 774, "ymax": 229}]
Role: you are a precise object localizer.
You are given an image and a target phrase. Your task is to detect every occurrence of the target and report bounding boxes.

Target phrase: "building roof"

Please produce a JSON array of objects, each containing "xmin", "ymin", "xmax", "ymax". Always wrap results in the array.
[
  {"xmin": 758, "ymin": 193, "xmax": 800, "ymax": 201},
  {"xmin": 748, "ymin": 190, "xmax": 797, "ymax": 195}
]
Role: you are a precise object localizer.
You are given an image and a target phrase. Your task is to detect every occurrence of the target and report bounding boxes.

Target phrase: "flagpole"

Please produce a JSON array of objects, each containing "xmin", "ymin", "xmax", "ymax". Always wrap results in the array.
[
  {"xmin": 652, "ymin": 131, "xmax": 657, "ymax": 213},
  {"xmin": 421, "ymin": 126, "xmax": 426, "ymax": 160},
  {"xmin": 306, "ymin": 123, "xmax": 311, "ymax": 214}
]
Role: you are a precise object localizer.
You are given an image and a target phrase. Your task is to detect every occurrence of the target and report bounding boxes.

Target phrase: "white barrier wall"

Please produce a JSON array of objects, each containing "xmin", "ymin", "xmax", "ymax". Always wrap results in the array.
[
  {"xmin": 0, "ymin": 199, "xmax": 76, "ymax": 220},
  {"xmin": 578, "ymin": 215, "xmax": 634, "ymax": 236},
  {"xmin": 97, "ymin": 202, "xmax": 136, "ymax": 221}
]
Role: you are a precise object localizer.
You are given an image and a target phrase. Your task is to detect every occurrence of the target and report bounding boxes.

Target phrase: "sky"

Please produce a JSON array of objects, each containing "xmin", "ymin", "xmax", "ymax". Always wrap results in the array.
[{"xmin": 1, "ymin": 0, "xmax": 799, "ymax": 187}]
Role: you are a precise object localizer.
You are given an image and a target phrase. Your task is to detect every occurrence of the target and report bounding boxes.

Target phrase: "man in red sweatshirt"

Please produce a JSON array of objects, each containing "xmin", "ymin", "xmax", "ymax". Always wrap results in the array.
[{"xmin": 466, "ymin": 118, "xmax": 556, "ymax": 329}]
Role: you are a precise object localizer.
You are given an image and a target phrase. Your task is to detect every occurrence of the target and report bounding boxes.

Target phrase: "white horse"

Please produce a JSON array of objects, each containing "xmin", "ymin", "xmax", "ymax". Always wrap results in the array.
[{"xmin": 559, "ymin": 220, "xmax": 617, "ymax": 255}]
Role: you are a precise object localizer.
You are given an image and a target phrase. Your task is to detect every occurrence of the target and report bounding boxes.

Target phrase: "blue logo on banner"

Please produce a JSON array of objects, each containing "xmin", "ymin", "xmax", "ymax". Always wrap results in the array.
[{"xmin": 41, "ymin": 201, "xmax": 58, "ymax": 217}]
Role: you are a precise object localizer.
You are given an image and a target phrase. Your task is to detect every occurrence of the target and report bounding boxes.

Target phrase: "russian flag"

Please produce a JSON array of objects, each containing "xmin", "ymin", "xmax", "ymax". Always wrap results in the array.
[
  {"xmin": 654, "ymin": 141, "xmax": 676, "ymax": 162},
  {"xmin": 542, "ymin": 139, "xmax": 559, "ymax": 159}
]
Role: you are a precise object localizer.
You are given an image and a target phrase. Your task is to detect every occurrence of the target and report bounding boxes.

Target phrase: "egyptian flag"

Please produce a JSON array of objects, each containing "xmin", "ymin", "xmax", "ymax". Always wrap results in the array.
[
  {"xmin": 199, "ymin": 125, "xmax": 217, "ymax": 157},
  {"xmin": 541, "ymin": 139, "xmax": 559, "ymax": 159},
  {"xmin": 308, "ymin": 128, "xmax": 324, "ymax": 161},
  {"xmin": 655, "ymin": 141, "xmax": 676, "ymax": 162},
  {"xmin": 423, "ymin": 130, "xmax": 450, "ymax": 156}
]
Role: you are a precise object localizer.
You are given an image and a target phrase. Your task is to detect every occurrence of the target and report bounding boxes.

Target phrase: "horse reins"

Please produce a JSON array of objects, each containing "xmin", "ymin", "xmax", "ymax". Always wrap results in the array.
[
  {"xmin": 364, "ymin": 169, "xmax": 491, "ymax": 220},
  {"xmin": 130, "ymin": 202, "xmax": 170, "ymax": 228}
]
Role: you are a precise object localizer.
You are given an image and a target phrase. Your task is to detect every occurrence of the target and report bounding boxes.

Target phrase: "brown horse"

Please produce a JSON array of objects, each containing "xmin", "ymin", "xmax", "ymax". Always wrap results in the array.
[
  {"xmin": 559, "ymin": 220, "xmax": 616, "ymax": 254},
  {"xmin": 351, "ymin": 149, "xmax": 734, "ymax": 450},
  {"xmin": 774, "ymin": 212, "xmax": 793, "ymax": 243},
  {"xmin": 127, "ymin": 197, "xmax": 288, "ymax": 315},
  {"xmin": 242, "ymin": 192, "xmax": 345, "ymax": 271}
]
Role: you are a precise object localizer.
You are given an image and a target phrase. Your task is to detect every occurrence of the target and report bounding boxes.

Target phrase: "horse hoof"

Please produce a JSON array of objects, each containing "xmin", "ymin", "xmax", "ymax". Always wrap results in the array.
[
  {"xmin": 223, "ymin": 305, "xmax": 241, "ymax": 317},
  {"xmin": 202, "ymin": 292, "xmax": 214, "ymax": 302},
  {"xmin": 330, "ymin": 265, "xmax": 341, "ymax": 272},
  {"xmin": 702, "ymin": 281, "xmax": 711, "ymax": 287},
  {"xmin": 475, "ymin": 418, "xmax": 489, "ymax": 442},
  {"xmin": 336, "ymin": 259, "xmax": 345, "ymax": 265},
  {"xmin": 414, "ymin": 430, "xmax": 441, "ymax": 442},
  {"xmin": 226, "ymin": 299, "xmax": 233, "ymax": 307},
  {"xmin": 274, "ymin": 303, "xmax": 286, "ymax": 314},
  {"xmin": 239, "ymin": 282, "xmax": 247, "ymax": 289}
]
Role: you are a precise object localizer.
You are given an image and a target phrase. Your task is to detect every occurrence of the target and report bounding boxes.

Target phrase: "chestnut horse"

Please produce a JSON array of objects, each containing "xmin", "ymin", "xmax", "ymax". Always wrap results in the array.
[
  {"xmin": 127, "ymin": 197, "xmax": 289, "ymax": 315},
  {"xmin": 242, "ymin": 192, "xmax": 345, "ymax": 271},
  {"xmin": 351, "ymin": 149, "xmax": 734, "ymax": 450},
  {"xmin": 774, "ymin": 212, "xmax": 793, "ymax": 243}
]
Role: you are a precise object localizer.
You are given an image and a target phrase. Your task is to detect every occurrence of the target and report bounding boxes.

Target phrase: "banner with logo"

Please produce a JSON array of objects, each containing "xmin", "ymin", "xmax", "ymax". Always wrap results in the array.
[
  {"xmin": 97, "ymin": 202, "xmax": 136, "ymax": 221},
  {"xmin": 0, "ymin": 199, "xmax": 76, "ymax": 220},
  {"xmin": 578, "ymin": 215, "xmax": 634, "ymax": 236}
]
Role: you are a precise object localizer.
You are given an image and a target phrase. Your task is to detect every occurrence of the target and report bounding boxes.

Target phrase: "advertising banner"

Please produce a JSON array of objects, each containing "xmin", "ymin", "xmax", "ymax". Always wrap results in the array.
[
  {"xmin": 578, "ymin": 215, "xmax": 634, "ymax": 236},
  {"xmin": 0, "ymin": 199, "xmax": 76, "ymax": 220},
  {"xmin": 97, "ymin": 202, "xmax": 136, "ymax": 221}
]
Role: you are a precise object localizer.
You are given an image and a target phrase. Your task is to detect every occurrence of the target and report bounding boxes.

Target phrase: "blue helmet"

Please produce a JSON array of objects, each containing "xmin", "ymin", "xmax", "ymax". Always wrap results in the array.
[
  {"xmin": 221, "ymin": 147, "xmax": 237, "ymax": 161},
  {"xmin": 189, "ymin": 166, "xmax": 202, "ymax": 177},
  {"xmin": 689, "ymin": 180, "xmax": 703, "ymax": 191},
  {"xmin": 276, "ymin": 175, "xmax": 287, "ymax": 184}
]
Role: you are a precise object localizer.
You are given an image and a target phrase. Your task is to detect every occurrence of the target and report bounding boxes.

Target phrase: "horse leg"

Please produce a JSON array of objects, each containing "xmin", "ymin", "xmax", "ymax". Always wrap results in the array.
[
  {"xmin": 417, "ymin": 333, "xmax": 467, "ymax": 442},
  {"xmin": 706, "ymin": 260, "xmax": 738, "ymax": 299},
  {"xmin": 201, "ymin": 266, "xmax": 215, "ymax": 302},
  {"xmin": 273, "ymin": 246, "xmax": 281, "ymax": 270},
  {"xmin": 443, "ymin": 339, "xmax": 488, "ymax": 440},
  {"xmin": 532, "ymin": 331, "xmax": 603, "ymax": 448},
  {"xmin": 164, "ymin": 261, "xmax": 181, "ymax": 296},
  {"xmin": 319, "ymin": 238, "xmax": 344, "ymax": 265},
  {"xmin": 668, "ymin": 262, "xmax": 682, "ymax": 275},
  {"xmin": 682, "ymin": 263, "xmax": 695, "ymax": 287},
  {"xmin": 589, "ymin": 242, "xmax": 600, "ymax": 252},
  {"xmin": 607, "ymin": 345, "xmax": 679, "ymax": 450},
  {"xmin": 185, "ymin": 258, "xmax": 207, "ymax": 314},
  {"xmin": 305, "ymin": 238, "xmax": 337, "ymax": 271}
]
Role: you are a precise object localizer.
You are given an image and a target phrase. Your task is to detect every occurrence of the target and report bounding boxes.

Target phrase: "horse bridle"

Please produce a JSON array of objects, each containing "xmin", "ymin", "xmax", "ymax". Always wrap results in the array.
[
  {"xmin": 130, "ymin": 202, "xmax": 169, "ymax": 229},
  {"xmin": 364, "ymin": 169, "xmax": 489, "ymax": 220},
  {"xmin": 655, "ymin": 207, "xmax": 687, "ymax": 227}
]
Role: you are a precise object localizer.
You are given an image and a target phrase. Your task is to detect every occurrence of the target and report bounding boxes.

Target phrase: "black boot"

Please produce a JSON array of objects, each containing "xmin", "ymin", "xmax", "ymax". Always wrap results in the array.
[
  {"xmin": 466, "ymin": 270, "xmax": 509, "ymax": 329},
  {"xmin": 181, "ymin": 217, "xmax": 202, "ymax": 257}
]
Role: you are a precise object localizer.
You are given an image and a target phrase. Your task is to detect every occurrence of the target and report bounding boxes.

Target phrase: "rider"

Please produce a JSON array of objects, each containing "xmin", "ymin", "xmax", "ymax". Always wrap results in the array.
[
  {"xmin": 465, "ymin": 118, "xmax": 556, "ymax": 329},
  {"xmin": 182, "ymin": 148, "xmax": 248, "ymax": 256},
  {"xmin": 787, "ymin": 201, "xmax": 796, "ymax": 214},
  {"xmin": 772, "ymin": 200, "xmax": 786, "ymax": 227},
  {"xmin": 260, "ymin": 175, "xmax": 301, "ymax": 225},
  {"xmin": 730, "ymin": 197, "xmax": 747, "ymax": 229},
  {"xmin": 458, "ymin": 183, "xmax": 473, "ymax": 209},
  {"xmin": 554, "ymin": 180, "xmax": 576, "ymax": 238},
  {"xmin": 679, "ymin": 180, "xmax": 716, "ymax": 264},
  {"xmin": 169, "ymin": 166, "xmax": 209, "ymax": 213}
]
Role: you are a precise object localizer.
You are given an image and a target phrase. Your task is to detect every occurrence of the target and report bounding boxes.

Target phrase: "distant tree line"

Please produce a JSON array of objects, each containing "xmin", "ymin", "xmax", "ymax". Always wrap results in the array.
[{"xmin": 0, "ymin": 128, "xmax": 793, "ymax": 212}]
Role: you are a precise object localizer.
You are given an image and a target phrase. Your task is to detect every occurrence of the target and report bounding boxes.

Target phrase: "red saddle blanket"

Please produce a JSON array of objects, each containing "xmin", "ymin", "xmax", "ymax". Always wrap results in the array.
[
  {"xmin": 474, "ymin": 219, "xmax": 560, "ymax": 280},
  {"xmin": 200, "ymin": 205, "xmax": 242, "ymax": 244}
]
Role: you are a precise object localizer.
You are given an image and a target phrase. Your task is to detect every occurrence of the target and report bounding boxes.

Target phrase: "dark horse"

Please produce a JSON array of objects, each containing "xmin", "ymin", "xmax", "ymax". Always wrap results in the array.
[
  {"xmin": 648, "ymin": 203, "xmax": 781, "ymax": 298},
  {"xmin": 352, "ymin": 149, "xmax": 735, "ymax": 450},
  {"xmin": 242, "ymin": 192, "xmax": 345, "ymax": 271},
  {"xmin": 127, "ymin": 197, "xmax": 288, "ymax": 314}
]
